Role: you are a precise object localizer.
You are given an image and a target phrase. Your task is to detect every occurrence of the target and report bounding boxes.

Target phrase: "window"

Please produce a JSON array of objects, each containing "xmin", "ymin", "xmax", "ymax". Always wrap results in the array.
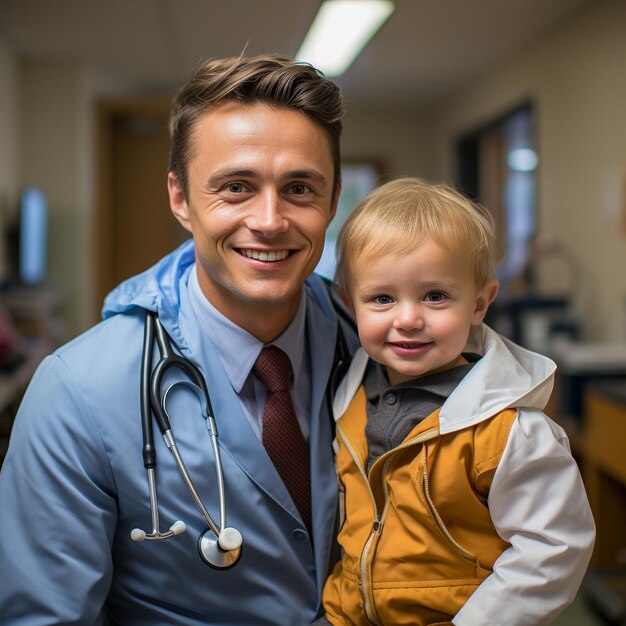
[
  {"xmin": 315, "ymin": 162, "xmax": 380, "ymax": 280},
  {"xmin": 456, "ymin": 104, "xmax": 537, "ymax": 287}
]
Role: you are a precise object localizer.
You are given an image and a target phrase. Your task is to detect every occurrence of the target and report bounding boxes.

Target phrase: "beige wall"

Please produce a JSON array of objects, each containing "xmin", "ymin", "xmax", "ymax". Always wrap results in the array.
[
  {"xmin": 431, "ymin": 0, "xmax": 626, "ymax": 340},
  {"xmin": 0, "ymin": 49, "xmax": 95, "ymax": 334},
  {"xmin": 342, "ymin": 106, "xmax": 434, "ymax": 181},
  {"xmin": 1, "ymin": 0, "xmax": 626, "ymax": 342},
  {"xmin": 18, "ymin": 59, "xmax": 95, "ymax": 336}
]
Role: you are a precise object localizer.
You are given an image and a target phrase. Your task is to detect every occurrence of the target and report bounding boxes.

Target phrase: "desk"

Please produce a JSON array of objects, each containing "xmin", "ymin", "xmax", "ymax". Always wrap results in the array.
[
  {"xmin": 577, "ymin": 382, "xmax": 626, "ymax": 624},
  {"xmin": 548, "ymin": 339, "xmax": 626, "ymax": 420}
]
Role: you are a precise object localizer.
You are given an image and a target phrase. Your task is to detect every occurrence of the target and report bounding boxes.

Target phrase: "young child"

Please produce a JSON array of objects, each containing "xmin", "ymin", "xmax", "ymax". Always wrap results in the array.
[{"xmin": 316, "ymin": 178, "xmax": 595, "ymax": 626}]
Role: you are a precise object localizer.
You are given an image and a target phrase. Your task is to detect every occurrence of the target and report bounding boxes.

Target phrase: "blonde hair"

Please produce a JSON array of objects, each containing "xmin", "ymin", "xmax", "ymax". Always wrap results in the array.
[{"xmin": 335, "ymin": 177, "xmax": 496, "ymax": 292}]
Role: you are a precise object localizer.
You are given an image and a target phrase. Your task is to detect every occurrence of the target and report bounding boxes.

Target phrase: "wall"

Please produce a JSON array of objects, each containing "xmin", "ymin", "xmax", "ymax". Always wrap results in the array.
[
  {"xmin": 19, "ymin": 59, "xmax": 95, "ymax": 336},
  {"xmin": 431, "ymin": 0, "xmax": 626, "ymax": 341},
  {"xmin": 0, "ymin": 50, "xmax": 96, "ymax": 336},
  {"xmin": 3, "ymin": 0, "xmax": 626, "ymax": 342},
  {"xmin": 0, "ymin": 41, "xmax": 20, "ymax": 284},
  {"xmin": 342, "ymin": 106, "xmax": 434, "ymax": 181}
]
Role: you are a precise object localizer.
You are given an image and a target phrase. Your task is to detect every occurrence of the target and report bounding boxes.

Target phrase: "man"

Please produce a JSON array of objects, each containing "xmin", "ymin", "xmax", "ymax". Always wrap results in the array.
[{"xmin": 0, "ymin": 54, "xmax": 358, "ymax": 625}]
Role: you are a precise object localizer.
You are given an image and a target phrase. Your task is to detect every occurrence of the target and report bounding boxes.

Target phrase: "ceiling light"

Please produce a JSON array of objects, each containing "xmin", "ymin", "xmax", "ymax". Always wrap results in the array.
[{"xmin": 296, "ymin": 0, "xmax": 394, "ymax": 77}]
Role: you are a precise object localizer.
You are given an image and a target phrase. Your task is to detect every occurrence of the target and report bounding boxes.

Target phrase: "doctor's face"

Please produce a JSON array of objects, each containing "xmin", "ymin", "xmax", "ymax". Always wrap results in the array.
[{"xmin": 168, "ymin": 102, "xmax": 339, "ymax": 338}]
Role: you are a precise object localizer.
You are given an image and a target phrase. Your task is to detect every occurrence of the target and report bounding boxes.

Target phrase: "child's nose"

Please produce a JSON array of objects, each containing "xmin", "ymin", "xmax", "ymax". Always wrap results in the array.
[{"xmin": 393, "ymin": 303, "xmax": 425, "ymax": 330}]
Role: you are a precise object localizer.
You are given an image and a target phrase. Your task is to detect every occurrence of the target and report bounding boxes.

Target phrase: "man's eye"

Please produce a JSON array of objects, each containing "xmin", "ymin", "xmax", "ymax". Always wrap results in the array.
[
  {"xmin": 374, "ymin": 295, "xmax": 393, "ymax": 305},
  {"xmin": 225, "ymin": 182, "xmax": 246, "ymax": 193},
  {"xmin": 289, "ymin": 183, "xmax": 312, "ymax": 195}
]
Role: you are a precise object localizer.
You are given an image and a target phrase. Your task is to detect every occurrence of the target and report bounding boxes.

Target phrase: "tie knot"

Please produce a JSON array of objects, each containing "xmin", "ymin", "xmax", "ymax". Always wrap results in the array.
[{"xmin": 253, "ymin": 346, "xmax": 292, "ymax": 393}]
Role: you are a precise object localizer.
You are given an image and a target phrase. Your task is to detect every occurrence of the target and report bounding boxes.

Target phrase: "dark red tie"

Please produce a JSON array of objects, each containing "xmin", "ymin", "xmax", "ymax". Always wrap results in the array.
[{"xmin": 253, "ymin": 346, "xmax": 311, "ymax": 533}]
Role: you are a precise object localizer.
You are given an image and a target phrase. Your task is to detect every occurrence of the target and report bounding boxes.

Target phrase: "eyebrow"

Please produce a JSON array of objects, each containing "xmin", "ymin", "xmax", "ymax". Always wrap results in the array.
[
  {"xmin": 205, "ymin": 168, "xmax": 329, "ymax": 188},
  {"xmin": 356, "ymin": 278, "xmax": 461, "ymax": 295}
]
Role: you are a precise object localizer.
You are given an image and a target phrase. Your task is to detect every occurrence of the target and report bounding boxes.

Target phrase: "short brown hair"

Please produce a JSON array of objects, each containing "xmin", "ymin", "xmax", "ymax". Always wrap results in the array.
[
  {"xmin": 335, "ymin": 177, "xmax": 497, "ymax": 293},
  {"xmin": 169, "ymin": 53, "xmax": 344, "ymax": 198}
]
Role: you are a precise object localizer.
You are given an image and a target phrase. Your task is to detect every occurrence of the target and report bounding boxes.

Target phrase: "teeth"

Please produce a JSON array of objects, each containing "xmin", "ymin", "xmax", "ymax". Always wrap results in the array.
[{"xmin": 240, "ymin": 249, "xmax": 289, "ymax": 262}]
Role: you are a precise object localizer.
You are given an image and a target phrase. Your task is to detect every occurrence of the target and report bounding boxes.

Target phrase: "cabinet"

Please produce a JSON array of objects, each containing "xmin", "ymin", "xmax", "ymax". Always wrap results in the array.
[
  {"xmin": 582, "ymin": 383, "xmax": 626, "ymax": 568},
  {"xmin": 561, "ymin": 382, "xmax": 626, "ymax": 624}
]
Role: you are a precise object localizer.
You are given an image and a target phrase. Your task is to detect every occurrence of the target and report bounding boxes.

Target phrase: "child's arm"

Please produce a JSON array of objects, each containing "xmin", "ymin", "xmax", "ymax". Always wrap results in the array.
[{"xmin": 453, "ymin": 408, "xmax": 595, "ymax": 626}]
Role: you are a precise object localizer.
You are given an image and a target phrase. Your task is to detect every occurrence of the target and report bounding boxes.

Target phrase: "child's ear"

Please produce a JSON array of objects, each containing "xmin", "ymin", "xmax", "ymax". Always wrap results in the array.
[{"xmin": 472, "ymin": 279, "xmax": 499, "ymax": 325}]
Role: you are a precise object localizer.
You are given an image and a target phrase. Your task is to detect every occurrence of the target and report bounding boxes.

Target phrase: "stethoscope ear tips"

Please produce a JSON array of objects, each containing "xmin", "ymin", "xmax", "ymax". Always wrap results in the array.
[
  {"xmin": 170, "ymin": 520, "xmax": 187, "ymax": 535},
  {"xmin": 130, "ymin": 520, "xmax": 187, "ymax": 542}
]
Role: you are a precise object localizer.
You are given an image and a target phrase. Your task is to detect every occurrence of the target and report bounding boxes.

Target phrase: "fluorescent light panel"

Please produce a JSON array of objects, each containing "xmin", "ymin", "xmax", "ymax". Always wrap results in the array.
[{"xmin": 296, "ymin": 0, "xmax": 394, "ymax": 77}]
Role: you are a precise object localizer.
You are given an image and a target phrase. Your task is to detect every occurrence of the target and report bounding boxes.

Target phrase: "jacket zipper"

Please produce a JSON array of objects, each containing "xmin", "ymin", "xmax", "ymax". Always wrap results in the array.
[
  {"xmin": 336, "ymin": 423, "xmax": 382, "ymax": 625},
  {"xmin": 422, "ymin": 446, "xmax": 477, "ymax": 563},
  {"xmin": 337, "ymin": 423, "xmax": 438, "ymax": 625}
]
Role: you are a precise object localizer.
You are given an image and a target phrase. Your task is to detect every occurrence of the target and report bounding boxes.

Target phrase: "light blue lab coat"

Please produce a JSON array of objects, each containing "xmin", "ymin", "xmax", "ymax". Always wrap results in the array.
[{"xmin": 0, "ymin": 240, "xmax": 357, "ymax": 625}]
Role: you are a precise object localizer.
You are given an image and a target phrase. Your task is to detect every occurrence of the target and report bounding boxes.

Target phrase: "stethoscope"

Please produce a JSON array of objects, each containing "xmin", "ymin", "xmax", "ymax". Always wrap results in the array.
[{"xmin": 130, "ymin": 310, "xmax": 242, "ymax": 569}]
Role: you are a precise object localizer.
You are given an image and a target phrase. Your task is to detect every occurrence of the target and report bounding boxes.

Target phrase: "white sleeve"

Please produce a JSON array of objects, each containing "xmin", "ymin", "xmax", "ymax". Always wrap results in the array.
[{"xmin": 453, "ymin": 409, "xmax": 595, "ymax": 626}]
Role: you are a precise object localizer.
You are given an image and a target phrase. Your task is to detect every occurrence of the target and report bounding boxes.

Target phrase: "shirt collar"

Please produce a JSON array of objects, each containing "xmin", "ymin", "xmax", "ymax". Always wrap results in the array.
[
  {"xmin": 364, "ymin": 358, "xmax": 478, "ymax": 403},
  {"xmin": 188, "ymin": 266, "xmax": 306, "ymax": 392}
]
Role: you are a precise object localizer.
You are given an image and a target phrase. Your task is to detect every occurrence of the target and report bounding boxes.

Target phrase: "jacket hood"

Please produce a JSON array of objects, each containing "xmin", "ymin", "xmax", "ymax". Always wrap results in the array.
[
  {"xmin": 334, "ymin": 324, "xmax": 556, "ymax": 435},
  {"xmin": 101, "ymin": 239, "xmax": 195, "ymax": 345}
]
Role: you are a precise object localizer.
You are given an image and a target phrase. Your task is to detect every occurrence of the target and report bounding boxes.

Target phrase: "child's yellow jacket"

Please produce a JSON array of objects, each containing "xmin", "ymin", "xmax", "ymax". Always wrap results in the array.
[{"xmin": 322, "ymin": 325, "xmax": 595, "ymax": 626}]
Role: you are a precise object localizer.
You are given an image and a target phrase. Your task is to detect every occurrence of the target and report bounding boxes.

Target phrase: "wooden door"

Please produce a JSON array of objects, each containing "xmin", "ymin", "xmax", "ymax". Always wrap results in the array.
[{"xmin": 95, "ymin": 100, "xmax": 189, "ymax": 319}]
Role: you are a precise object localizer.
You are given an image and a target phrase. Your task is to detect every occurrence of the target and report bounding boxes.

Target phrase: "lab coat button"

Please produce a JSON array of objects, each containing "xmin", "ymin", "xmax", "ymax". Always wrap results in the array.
[
  {"xmin": 292, "ymin": 528, "xmax": 309, "ymax": 542},
  {"xmin": 385, "ymin": 392, "xmax": 397, "ymax": 405}
]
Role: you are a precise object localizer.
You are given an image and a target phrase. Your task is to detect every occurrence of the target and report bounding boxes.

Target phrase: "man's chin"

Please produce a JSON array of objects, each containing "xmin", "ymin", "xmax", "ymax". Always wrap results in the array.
[{"xmin": 237, "ymin": 286, "xmax": 303, "ymax": 309}]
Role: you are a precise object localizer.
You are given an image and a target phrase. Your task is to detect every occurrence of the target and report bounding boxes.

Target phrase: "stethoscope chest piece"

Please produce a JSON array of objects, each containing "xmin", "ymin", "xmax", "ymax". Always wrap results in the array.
[{"xmin": 198, "ymin": 526, "xmax": 242, "ymax": 569}]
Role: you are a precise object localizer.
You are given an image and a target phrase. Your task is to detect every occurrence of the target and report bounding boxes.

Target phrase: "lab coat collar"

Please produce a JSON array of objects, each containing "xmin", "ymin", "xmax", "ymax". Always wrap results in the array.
[{"xmin": 102, "ymin": 239, "xmax": 195, "ymax": 352}]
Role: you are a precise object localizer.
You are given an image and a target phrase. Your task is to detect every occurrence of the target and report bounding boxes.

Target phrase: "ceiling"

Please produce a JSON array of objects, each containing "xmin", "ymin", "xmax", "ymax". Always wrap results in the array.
[{"xmin": 0, "ymin": 0, "xmax": 591, "ymax": 107}]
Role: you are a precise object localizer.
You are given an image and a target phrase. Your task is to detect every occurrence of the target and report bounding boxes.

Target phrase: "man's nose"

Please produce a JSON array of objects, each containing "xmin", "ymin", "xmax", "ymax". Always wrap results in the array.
[{"xmin": 247, "ymin": 189, "xmax": 288, "ymax": 235}]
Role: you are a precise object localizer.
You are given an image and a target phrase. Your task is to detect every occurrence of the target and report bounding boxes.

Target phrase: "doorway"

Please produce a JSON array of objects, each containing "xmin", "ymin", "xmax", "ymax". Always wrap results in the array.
[{"xmin": 95, "ymin": 99, "xmax": 189, "ymax": 318}]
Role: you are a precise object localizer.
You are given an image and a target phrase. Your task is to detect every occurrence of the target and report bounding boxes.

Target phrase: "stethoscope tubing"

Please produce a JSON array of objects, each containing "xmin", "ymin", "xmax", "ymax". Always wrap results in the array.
[{"xmin": 134, "ymin": 311, "xmax": 241, "ymax": 564}]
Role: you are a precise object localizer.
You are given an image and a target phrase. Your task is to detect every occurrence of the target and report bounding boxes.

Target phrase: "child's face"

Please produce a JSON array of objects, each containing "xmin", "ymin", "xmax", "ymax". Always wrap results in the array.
[{"xmin": 348, "ymin": 238, "xmax": 498, "ymax": 385}]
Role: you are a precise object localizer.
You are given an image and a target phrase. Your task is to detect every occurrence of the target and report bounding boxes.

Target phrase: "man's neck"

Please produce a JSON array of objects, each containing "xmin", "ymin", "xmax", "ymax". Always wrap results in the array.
[{"xmin": 197, "ymin": 278, "xmax": 303, "ymax": 343}]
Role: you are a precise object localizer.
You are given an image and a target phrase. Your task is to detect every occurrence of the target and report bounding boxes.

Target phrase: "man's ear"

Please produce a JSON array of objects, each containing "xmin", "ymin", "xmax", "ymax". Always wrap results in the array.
[
  {"xmin": 168, "ymin": 172, "xmax": 193, "ymax": 233},
  {"xmin": 472, "ymin": 279, "xmax": 499, "ymax": 325}
]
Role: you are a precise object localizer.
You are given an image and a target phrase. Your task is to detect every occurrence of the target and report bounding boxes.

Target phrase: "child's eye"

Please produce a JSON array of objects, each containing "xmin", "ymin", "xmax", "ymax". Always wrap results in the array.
[
  {"xmin": 425, "ymin": 291, "xmax": 447, "ymax": 303},
  {"xmin": 373, "ymin": 295, "xmax": 394, "ymax": 305}
]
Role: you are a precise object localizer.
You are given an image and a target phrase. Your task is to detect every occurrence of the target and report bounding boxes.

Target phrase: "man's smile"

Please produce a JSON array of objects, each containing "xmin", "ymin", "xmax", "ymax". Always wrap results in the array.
[{"xmin": 236, "ymin": 248, "xmax": 292, "ymax": 262}]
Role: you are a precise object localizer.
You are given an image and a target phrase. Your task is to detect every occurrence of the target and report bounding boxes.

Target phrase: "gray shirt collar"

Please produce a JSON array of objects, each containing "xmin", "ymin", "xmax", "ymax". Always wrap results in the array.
[{"xmin": 364, "ymin": 355, "xmax": 480, "ymax": 403}]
